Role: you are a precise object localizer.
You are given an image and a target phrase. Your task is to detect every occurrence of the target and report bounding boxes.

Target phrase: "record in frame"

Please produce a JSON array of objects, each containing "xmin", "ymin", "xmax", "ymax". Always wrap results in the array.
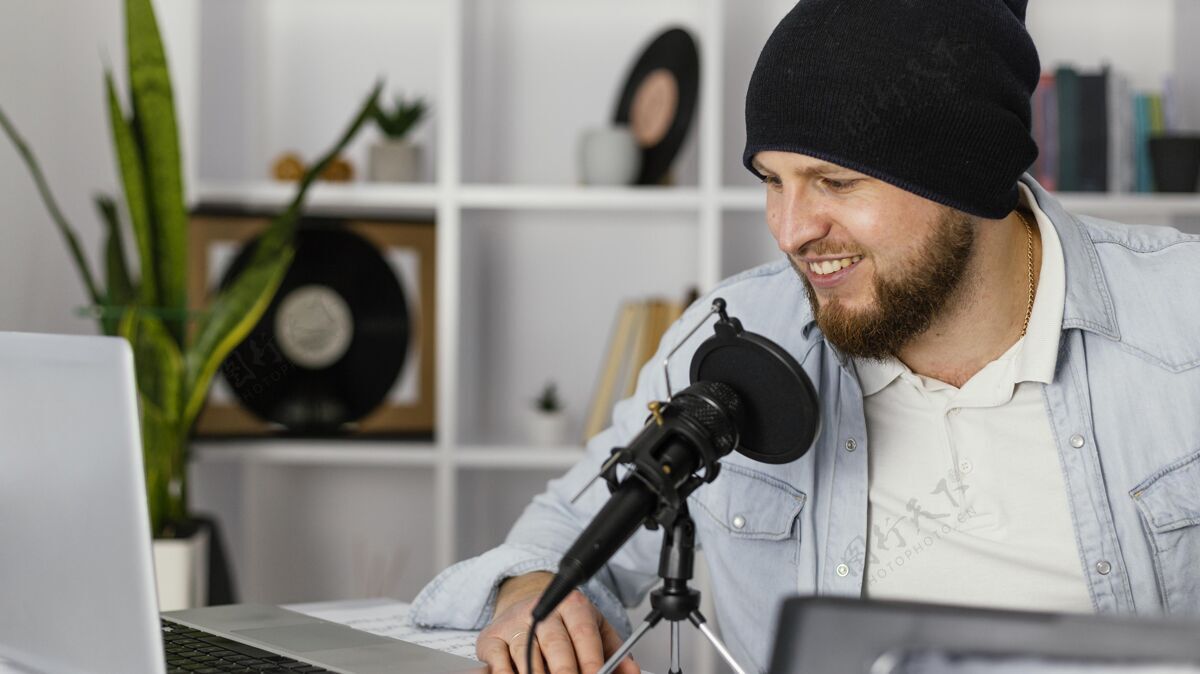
[{"xmin": 188, "ymin": 214, "xmax": 436, "ymax": 437}]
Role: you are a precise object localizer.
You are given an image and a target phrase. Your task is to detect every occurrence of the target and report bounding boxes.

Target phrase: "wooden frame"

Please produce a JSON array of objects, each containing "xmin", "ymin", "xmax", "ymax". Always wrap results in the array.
[{"xmin": 188, "ymin": 213, "xmax": 436, "ymax": 436}]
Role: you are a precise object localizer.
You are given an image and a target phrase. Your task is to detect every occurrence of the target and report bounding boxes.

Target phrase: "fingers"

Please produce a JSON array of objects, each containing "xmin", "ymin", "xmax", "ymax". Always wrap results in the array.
[
  {"xmin": 510, "ymin": 629, "xmax": 547, "ymax": 674},
  {"xmin": 534, "ymin": 616, "xmax": 581, "ymax": 674},
  {"xmin": 476, "ymin": 634, "xmax": 516, "ymax": 674},
  {"xmin": 558, "ymin": 594, "xmax": 607, "ymax": 674},
  {"xmin": 597, "ymin": 617, "xmax": 641, "ymax": 674}
]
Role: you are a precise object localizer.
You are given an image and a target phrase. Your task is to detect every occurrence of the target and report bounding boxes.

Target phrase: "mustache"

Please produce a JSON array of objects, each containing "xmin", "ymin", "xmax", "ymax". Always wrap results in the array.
[{"xmin": 794, "ymin": 247, "xmax": 866, "ymax": 259}]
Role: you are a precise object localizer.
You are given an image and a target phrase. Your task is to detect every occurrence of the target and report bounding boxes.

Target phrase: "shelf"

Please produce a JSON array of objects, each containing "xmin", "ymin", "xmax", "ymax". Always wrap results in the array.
[
  {"xmin": 192, "ymin": 181, "xmax": 440, "ymax": 218},
  {"xmin": 192, "ymin": 440, "xmax": 439, "ymax": 467},
  {"xmin": 458, "ymin": 185, "xmax": 702, "ymax": 212},
  {"xmin": 455, "ymin": 446, "xmax": 586, "ymax": 469},
  {"xmin": 1053, "ymin": 193, "xmax": 1200, "ymax": 218},
  {"xmin": 193, "ymin": 182, "xmax": 707, "ymax": 214},
  {"xmin": 191, "ymin": 440, "xmax": 585, "ymax": 470},
  {"xmin": 720, "ymin": 186, "xmax": 1200, "ymax": 218}
]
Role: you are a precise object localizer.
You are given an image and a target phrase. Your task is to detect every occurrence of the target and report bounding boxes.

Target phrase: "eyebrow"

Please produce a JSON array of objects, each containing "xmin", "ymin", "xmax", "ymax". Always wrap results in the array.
[{"xmin": 753, "ymin": 159, "xmax": 857, "ymax": 178}]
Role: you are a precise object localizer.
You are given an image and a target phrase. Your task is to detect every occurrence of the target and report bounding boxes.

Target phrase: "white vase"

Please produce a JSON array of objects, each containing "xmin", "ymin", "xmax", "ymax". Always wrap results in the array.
[
  {"xmin": 578, "ymin": 126, "xmax": 640, "ymax": 186},
  {"xmin": 527, "ymin": 410, "xmax": 570, "ymax": 448},
  {"xmin": 368, "ymin": 140, "xmax": 423, "ymax": 182},
  {"xmin": 152, "ymin": 526, "xmax": 209, "ymax": 611}
]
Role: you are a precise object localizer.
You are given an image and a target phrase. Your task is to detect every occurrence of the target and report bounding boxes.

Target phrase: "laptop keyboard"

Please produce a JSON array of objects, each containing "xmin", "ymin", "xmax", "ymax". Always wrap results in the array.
[{"xmin": 161, "ymin": 619, "xmax": 332, "ymax": 673}]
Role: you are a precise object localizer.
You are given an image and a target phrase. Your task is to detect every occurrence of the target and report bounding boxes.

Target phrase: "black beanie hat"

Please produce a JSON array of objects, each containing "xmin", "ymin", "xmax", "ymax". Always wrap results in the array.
[{"xmin": 743, "ymin": 0, "xmax": 1040, "ymax": 219}]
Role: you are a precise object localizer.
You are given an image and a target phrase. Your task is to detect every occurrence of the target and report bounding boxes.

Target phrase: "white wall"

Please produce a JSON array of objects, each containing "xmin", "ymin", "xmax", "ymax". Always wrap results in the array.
[
  {"xmin": 0, "ymin": 0, "xmax": 198, "ymax": 334},
  {"xmin": 0, "ymin": 0, "xmax": 122, "ymax": 334}
]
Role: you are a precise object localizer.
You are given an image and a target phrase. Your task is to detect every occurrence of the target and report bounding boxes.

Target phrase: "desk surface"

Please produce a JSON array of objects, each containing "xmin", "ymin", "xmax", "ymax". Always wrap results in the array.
[{"xmin": 282, "ymin": 598, "xmax": 480, "ymax": 660}]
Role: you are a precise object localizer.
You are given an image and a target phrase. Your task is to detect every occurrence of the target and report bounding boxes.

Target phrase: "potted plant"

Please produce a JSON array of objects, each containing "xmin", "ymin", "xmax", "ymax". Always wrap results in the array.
[
  {"xmin": 528, "ymin": 381, "xmax": 570, "ymax": 447},
  {"xmin": 368, "ymin": 94, "xmax": 428, "ymax": 182},
  {"xmin": 0, "ymin": 0, "xmax": 381, "ymax": 609}
]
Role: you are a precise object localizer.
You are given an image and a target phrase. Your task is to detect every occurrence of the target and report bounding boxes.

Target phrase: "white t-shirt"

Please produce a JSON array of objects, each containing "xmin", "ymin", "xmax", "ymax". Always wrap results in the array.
[{"xmin": 856, "ymin": 184, "xmax": 1093, "ymax": 612}]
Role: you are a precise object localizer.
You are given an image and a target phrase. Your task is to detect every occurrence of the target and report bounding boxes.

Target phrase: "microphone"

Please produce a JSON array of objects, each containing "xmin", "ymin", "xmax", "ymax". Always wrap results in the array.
[
  {"xmin": 530, "ymin": 299, "xmax": 820, "ymax": 623},
  {"xmin": 531, "ymin": 380, "xmax": 745, "ymax": 623}
]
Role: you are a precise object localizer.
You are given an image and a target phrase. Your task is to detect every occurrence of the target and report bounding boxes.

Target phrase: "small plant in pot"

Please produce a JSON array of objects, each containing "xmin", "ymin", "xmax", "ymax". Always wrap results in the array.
[
  {"xmin": 528, "ymin": 382, "xmax": 570, "ymax": 447},
  {"xmin": 368, "ymin": 95, "xmax": 428, "ymax": 182},
  {"xmin": 1, "ymin": 0, "xmax": 381, "ymax": 609}
]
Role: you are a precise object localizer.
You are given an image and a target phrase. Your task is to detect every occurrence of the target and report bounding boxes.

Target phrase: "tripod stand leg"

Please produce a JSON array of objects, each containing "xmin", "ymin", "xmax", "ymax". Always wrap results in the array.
[
  {"xmin": 690, "ymin": 611, "xmax": 749, "ymax": 674},
  {"xmin": 597, "ymin": 610, "xmax": 661, "ymax": 674},
  {"xmin": 669, "ymin": 621, "xmax": 681, "ymax": 674}
]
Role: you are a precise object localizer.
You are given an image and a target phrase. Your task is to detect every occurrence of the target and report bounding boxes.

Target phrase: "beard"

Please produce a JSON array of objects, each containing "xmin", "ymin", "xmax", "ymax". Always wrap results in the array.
[{"xmin": 791, "ymin": 208, "xmax": 977, "ymax": 361}]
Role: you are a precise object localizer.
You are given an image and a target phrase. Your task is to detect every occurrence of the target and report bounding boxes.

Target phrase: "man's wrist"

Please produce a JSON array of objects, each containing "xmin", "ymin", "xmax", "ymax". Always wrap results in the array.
[{"xmin": 495, "ymin": 571, "xmax": 554, "ymax": 617}]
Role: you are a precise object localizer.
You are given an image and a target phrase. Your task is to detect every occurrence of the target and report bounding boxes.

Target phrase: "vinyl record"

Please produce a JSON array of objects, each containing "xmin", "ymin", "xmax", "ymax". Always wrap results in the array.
[
  {"xmin": 218, "ymin": 223, "xmax": 410, "ymax": 433},
  {"xmin": 613, "ymin": 27, "xmax": 700, "ymax": 185}
]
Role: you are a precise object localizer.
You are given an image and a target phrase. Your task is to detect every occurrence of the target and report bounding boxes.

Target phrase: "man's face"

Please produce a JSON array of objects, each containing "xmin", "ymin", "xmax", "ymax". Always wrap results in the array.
[{"xmin": 753, "ymin": 151, "xmax": 979, "ymax": 361}]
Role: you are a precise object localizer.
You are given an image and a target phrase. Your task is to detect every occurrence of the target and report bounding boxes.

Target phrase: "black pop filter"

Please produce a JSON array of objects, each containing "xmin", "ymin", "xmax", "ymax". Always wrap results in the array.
[{"xmin": 688, "ymin": 307, "xmax": 819, "ymax": 464}]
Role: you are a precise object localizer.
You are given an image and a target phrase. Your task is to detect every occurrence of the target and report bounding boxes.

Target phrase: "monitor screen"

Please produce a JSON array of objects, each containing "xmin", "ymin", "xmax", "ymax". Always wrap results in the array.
[{"xmin": 880, "ymin": 649, "xmax": 1200, "ymax": 674}]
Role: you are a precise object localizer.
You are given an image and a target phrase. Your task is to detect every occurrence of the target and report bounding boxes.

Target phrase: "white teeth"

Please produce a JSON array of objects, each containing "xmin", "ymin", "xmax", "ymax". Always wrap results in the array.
[{"xmin": 809, "ymin": 255, "xmax": 862, "ymax": 275}]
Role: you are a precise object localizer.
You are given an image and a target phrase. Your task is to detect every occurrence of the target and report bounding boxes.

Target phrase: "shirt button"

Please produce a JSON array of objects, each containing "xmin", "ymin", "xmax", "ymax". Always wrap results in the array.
[
  {"xmin": 732, "ymin": 515, "xmax": 746, "ymax": 530},
  {"xmin": 844, "ymin": 438, "xmax": 857, "ymax": 452},
  {"xmin": 1096, "ymin": 560, "xmax": 1112, "ymax": 575},
  {"xmin": 835, "ymin": 563, "xmax": 850, "ymax": 577},
  {"xmin": 1070, "ymin": 434, "xmax": 1085, "ymax": 448}
]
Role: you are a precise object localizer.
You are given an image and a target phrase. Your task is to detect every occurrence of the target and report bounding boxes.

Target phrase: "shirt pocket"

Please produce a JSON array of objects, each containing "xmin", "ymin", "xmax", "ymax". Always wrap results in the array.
[
  {"xmin": 690, "ymin": 463, "xmax": 806, "ymax": 545},
  {"xmin": 1130, "ymin": 448, "xmax": 1200, "ymax": 615}
]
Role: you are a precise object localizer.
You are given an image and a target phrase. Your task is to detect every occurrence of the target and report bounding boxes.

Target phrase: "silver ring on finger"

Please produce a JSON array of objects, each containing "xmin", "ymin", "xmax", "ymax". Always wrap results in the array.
[{"xmin": 511, "ymin": 630, "xmax": 529, "ymax": 643}]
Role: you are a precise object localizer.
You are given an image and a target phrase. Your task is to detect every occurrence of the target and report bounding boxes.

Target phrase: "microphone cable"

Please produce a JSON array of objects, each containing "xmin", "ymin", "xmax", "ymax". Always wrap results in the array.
[{"xmin": 525, "ymin": 621, "xmax": 537, "ymax": 674}]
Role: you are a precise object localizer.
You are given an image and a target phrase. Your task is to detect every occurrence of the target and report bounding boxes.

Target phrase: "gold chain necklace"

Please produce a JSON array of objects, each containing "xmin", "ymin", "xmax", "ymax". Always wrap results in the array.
[{"xmin": 1015, "ymin": 211, "xmax": 1035, "ymax": 337}]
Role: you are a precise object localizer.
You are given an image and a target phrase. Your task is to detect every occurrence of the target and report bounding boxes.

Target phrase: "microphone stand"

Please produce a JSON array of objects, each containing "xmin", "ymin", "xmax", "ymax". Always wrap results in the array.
[{"xmin": 597, "ymin": 504, "xmax": 747, "ymax": 674}]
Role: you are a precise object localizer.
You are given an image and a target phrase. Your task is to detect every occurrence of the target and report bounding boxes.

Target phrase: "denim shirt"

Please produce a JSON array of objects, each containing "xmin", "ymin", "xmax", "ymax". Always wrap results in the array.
[{"xmin": 411, "ymin": 177, "xmax": 1200, "ymax": 673}]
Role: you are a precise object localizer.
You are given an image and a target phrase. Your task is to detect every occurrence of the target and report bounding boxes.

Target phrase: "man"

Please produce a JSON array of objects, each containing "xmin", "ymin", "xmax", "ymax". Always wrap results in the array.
[{"xmin": 412, "ymin": 1, "xmax": 1200, "ymax": 672}]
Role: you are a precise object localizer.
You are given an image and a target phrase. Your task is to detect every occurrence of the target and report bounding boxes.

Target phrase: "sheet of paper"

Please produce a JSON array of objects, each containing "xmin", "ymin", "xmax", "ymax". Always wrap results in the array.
[{"xmin": 284, "ymin": 598, "xmax": 480, "ymax": 660}]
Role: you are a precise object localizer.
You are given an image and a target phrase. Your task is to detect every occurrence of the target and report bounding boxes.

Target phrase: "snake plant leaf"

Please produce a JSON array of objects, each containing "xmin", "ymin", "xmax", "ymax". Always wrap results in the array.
[
  {"xmin": 97, "ymin": 194, "xmax": 136, "ymax": 336},
  {"xmin": 105, "ymin": 69, "xmax": 157, "ymax": 308},
  {"xmin": 119, "ymin": 307, "xmax": 183, "ymax": 421},
  {"xmin": 126, "ymin": 0, "xmax": 186, "ymax": 343},
  {"xmin": 180, "ymin": 246, "xmax": 293, "ymax": 428},
  {"xmin": 180, "ymin": 82, "xmax": 383, "ymax": 428},
  {"xmin": 0, "ymin": 105, "xmax": 103, "ymax": 306},
  {"xmin": 139, "ymin": 395, "xmax": 185, "ymax": 535}
]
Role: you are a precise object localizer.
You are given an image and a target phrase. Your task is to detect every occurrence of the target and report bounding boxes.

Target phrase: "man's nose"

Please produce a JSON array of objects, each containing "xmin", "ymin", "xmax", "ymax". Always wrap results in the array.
[{"xmin": 772, "ymin": 187, "xmax": 833, "ymax": 255}]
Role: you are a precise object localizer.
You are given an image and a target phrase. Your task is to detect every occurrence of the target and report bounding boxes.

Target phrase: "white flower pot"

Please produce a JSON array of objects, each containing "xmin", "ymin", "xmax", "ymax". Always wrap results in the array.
[
  {"xmin": 368, "ymin": 140, "xmax": 423, "ymax": 182},
  {"xmin": 152, "ymin": 526, "xmax": 209, "ymax": 611},
  {"xmin": 527, "ymin": 410, "xmax": 570, "ymax": 448},
  {"xmin": 578, "ymin": 126, "xmax": 640, "ymax": 186}
]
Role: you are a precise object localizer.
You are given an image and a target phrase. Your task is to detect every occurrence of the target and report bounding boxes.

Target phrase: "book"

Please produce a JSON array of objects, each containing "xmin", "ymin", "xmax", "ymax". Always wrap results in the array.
[
  {"xmin": 1135, "ymin": 94, "xmax": 1153, "ymax": 192},
  {"xmin": 584, "ymin": 297, "xmax": 686, "ymax": 442},
  {"xmin": 1106, "ymin": 70, "xmax": 1134, "ymax": 193},
  {"xmin": 1055, "ymin": 66, "xmax": 1082, "ymax": 191},
  {"xmin": 1077, "ymin": 68, "xmax": 1109, "ymax": 192}
]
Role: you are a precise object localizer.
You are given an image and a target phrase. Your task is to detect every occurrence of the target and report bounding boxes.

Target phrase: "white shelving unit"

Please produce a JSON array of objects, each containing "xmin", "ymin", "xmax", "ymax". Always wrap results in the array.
[{"xmin": 178, "ymin": 1, "xmax": 1200, "ymax": 672}]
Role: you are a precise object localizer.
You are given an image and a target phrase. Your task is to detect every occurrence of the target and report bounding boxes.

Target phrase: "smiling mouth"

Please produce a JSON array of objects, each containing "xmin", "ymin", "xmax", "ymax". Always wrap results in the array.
[{"xmin": 807, "ymin": 255, "xmax": 863, "ymax": 276}]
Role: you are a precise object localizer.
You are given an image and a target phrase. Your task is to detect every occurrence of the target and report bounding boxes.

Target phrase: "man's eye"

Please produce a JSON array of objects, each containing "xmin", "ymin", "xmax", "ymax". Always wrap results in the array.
[
  {"xmin": 821, "ymin": 178, "xmax": 857, "ymax": 191},
  {"xmin": 760, "ymin": 176, "xmax": 782, "ymax": 189}
]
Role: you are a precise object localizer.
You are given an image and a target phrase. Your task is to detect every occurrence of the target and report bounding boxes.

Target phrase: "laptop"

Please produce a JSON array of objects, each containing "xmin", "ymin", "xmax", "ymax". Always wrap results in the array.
[
  {"xmin": 768, "ymin": 596, "xmax": 1200, "ymax": 674},
  {"xmin": 0, "ymin": 331, "xmax": 484, "ymax": 674}
]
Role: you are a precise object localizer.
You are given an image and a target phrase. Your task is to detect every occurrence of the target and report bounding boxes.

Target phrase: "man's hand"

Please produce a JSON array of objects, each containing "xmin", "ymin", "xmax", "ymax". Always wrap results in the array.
[{"xmin": 476, "ymin": 571, "xmax": 640, "ymax": 674}]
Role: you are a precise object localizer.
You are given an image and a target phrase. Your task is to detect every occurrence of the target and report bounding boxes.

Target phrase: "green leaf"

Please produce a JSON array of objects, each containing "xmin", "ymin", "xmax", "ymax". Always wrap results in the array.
[
  {"xmin": 181, "ymin": 246, "xmax": 293, "ymax": 428},
  {"xmin": 119, "ymin": 307, "xmax": 186, "ymax": 535},
  {"xmin": 180, "ymin": 82, "xmax": 383, "ymax": 428},
  {"xmin": 97, "ymin": 194, "xmax": 136, "ymax": 303},
  {"xmin": 0, "ymin": 105, "xmax": 103, "ymax": 307},
  {"xmin": 105, "ymin": 69, "xmax": 157, "ymax": 308},
  {"xmin": 126, "ymin": 0, "xmax": 186, "ymax": 343},
  {"xmin": 119, "ymin": 307, "xmax": 183, "ymax": 420},
  {"xmin": 139, "ymin": 397, "xmax": 186, "ymax": 536},
  {"xmin": 97, "ymin": 194, "xmax": 136, "ymax": 336}
]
